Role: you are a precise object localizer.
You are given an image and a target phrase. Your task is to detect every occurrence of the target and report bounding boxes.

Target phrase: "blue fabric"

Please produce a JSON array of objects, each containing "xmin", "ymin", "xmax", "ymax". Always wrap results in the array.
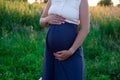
[{"xmin": 42, "ymin": 22, "xmax": 84, "ymax": 80}]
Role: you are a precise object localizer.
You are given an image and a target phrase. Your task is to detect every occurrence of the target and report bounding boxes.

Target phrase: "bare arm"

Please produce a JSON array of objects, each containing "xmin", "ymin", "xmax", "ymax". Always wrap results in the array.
[
  {"xmin": 69, "ymin": 0, "xmax": 90, "ymax": 53},
  {"xmin": 54, "ymin": 0, "xmax": 90, "ymax": 61},
  {"xmin": 40, "ymin": 0, "xmax": 51, "ymax": 27}
]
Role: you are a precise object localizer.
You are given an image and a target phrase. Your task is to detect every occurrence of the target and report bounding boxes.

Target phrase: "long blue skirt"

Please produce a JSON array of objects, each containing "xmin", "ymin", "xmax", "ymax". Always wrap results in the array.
[{"xmin": 42, "ymin": 22, "xmax": 84, "ymax": 80}]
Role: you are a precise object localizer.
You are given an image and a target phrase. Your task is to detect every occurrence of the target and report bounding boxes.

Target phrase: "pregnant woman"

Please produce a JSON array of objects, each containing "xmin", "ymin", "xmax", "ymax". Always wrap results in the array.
[{"xmin": 40, "ymin": 0, "xmax": 90, "ymax": 80}]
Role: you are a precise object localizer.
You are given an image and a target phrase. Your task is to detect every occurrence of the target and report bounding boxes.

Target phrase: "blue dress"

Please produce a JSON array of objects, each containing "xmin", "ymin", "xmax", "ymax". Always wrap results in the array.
[{"xmin": 42, "ymin": 22, "xmax": 84, "ymax": 80}]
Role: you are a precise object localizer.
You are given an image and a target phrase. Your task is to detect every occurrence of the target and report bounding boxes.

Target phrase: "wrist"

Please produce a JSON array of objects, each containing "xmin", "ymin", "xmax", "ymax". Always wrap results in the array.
[
  {"xmin": 45, "ymin": 16, "xmax": 49, "ymax": 23},
  {"xmin": 43, "ymin": 17, "xmax": 49, "ymax": 26},
  {"xmin": 69, "ymin": 48, "xmax": 75, "ymax": 54}
]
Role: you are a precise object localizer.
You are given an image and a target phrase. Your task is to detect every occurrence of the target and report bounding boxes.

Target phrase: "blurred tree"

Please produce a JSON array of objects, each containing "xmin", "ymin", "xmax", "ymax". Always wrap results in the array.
[
  {"xmin": 98, "ymin": 0, "xmax": 112, "ymax": 6},
  {"xmin": 44, "ymin": 0, "xmax": 48, "ymax": 3},
  {"xmin": 117, "ymin": 4, "xmax": 120, "ymax": 7}
]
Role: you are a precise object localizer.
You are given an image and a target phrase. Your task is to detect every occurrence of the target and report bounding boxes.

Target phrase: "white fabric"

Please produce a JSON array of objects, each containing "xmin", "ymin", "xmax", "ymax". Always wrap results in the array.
[{"xmin": 48, "ymin": 0, "xmax": 81, "ymax": 24}]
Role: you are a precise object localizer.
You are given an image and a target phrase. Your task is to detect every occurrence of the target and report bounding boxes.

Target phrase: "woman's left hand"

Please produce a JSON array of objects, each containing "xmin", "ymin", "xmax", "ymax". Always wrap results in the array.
[{"xmin": 53, "ymin": 50, "xmax": 73, "ymax": 61}]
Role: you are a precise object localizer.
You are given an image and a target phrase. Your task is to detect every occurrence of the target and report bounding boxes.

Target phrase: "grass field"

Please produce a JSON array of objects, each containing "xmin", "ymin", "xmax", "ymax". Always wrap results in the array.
[{"xmin": 0, "ymin": 1, "xmax": 120, "ymax": 80}]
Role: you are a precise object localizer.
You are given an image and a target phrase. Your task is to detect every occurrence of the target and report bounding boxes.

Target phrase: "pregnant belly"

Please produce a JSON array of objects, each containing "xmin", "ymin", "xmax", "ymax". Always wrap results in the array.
[{"xmin": 46, "ymin": 22, "xmax": 78, "ymax": 52}]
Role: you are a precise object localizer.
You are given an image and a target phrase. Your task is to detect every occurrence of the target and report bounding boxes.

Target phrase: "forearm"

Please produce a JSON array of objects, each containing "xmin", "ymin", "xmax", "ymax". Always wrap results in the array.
[
  {"xmin": 69, "ymin": 0, "xmax": 90, "ymax": 54},
  {"xmin": 39, "ymin": 0, "xmax": 51, "ymax": 27},
  {"xmin": 69, "ymin": 28, "xmax": 89, "ymax": 54},
  {"xmin": 40, "ymin": 17, "xmax": 49, "ymax": 27}
]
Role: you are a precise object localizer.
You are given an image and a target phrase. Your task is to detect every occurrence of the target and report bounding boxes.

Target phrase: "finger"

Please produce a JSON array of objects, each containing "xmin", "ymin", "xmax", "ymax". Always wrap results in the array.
[
  {"xmin": 51, "ymin": 19, "xmax": 64, "ymax": 24},
  {"xmin": 55, "ymin": 54, "xmax": 66, "ymax": 61},
  {"xmin": 55, "ymin": 15, "xmax": 65, "ymax": 19},
  {"xmin": 53, "ymin": 20, "xmax": 64, "ymax": 23},
  {"xmin": 55, "ymin": 17, "xmax": 65, "ymax": 22},
  {"xmin": 50, "ymin": 16, "xmax": 65, "ymax": 24},
  {"xmin": 49, "ymin": 14, "xmax": 65, "ymax": 22},
  {"xmin": 50, "ymin": 20, "xmax": 63, "ymax": 25},
  {"xmin": 53, "ymin": 52, "xmax": 61, "ymax": 57},
  {"xmin": 55, "ymin": 51, "xmax": 62, "ymax": 54},
  {"xmin": 54, "ymin": 15, "xmax": 65, "ymax": 20}
]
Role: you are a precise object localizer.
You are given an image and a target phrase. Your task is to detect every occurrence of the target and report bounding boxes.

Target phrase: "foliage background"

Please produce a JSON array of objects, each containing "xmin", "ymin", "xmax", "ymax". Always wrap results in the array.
[{"xmin": 0, "ymin": 0, "xmax": 120, "ymax": 80}]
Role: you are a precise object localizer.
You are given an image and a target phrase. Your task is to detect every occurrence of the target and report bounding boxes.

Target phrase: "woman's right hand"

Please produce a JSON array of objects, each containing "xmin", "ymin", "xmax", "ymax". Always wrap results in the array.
[{"xmin": 45, "ymin": 14, "xmax": 66, "ymax": 25}]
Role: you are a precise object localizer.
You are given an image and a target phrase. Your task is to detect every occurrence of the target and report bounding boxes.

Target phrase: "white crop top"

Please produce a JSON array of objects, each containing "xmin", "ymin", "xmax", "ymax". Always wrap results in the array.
[{"xmin": 48, "ymin": 0, "xmax": 81, "ymax": 24}]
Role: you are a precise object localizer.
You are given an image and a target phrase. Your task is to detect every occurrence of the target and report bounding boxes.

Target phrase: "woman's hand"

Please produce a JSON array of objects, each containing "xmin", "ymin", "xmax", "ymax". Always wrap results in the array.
[
  {"xmin": 53, "ymin": 50, "xmax": 74, "ymax": 61},
  {"xmin": 45, "ymin": 14, "xmax": 65, "ymax": 25}
]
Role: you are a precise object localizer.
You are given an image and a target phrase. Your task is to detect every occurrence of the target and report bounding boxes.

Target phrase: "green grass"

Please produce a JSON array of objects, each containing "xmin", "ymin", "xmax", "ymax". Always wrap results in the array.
[
  {"xmin": 0, "ymin": 0, "xmax": 44, "ymax": 35},
  {"xmin": 0, "ymin": 27, "xmax": 46, "ymax": 79},
  {"xmin": 83, "ymin": 28, "xmax": 120, "ymax": 80},
  {"xmin": 0, "ymin": 1, "xmax": 120, "ymax": 80}
]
